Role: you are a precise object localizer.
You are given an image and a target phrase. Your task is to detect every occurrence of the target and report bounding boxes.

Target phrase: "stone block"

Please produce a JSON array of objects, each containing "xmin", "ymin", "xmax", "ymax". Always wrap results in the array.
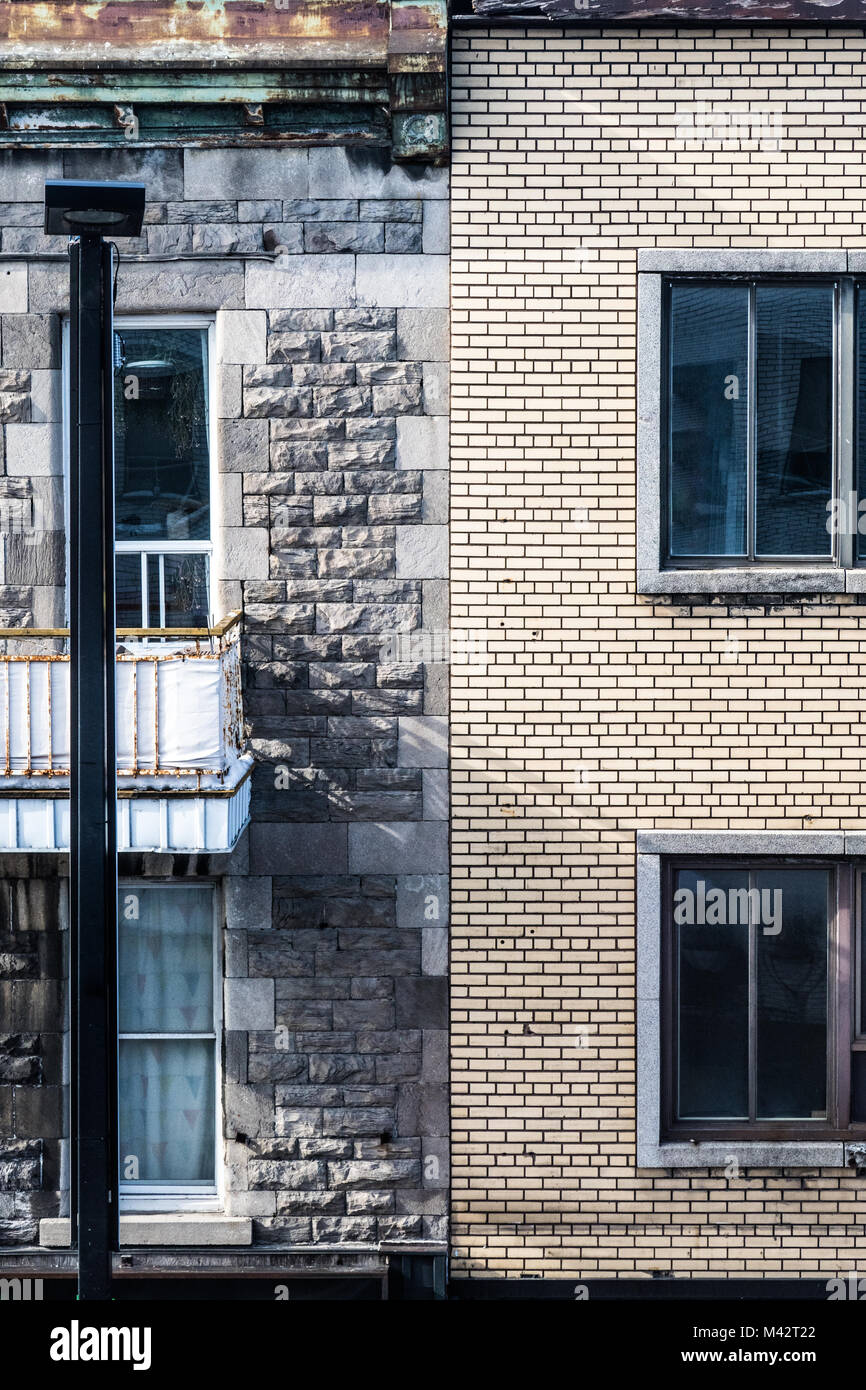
[
  {"xmin": 1, "ymin": 314, "xmax": 59, "ymax": 369},
  {"xmin": 0, "ymin": 266, "xmax": 27, "ymax": 313},
  {"xmin": 398, "ymin": 716, "xmax": 448, "ymax": 768},
  {"xmin": 422, "ymin": 469, "xmax": 448, "ymax": 525},
  {"xmin": 117, "ymin": 261, "xmax": 245, "ymax": 312},
  {"xmin": 250, "ymin": 823, "xmax": 348, "ymax": 875},
  {"xmin": 422, "ymin": 200, "xmax": 450, "ymax": 254},
  {"xmin": 423, "ymin": 361, "xmax": 449, "ymax": 416},
  {"xmin": 5, "ymin": 423, "xmax": 61, "ymax": 477},
  {"xmin": 245, "ymin": 258, "xmax": 355, "ymax": 310},
  {"xmin": 422, "ymin": 927, "xmax": 448, "ymax": 976},
  {"xmin": 423, "ymin": 768, "xmax": 448, "ymax": 821},
  {"xmin": 224, "ymin": 978, "xmax": 275, "ymax": 1032},
  {"xmin": 396, "ymin": 415, "xmax": 448, "ymax": 470},
  {"xmin": 395, "ymin": 978, "xmax": 447, "ymax": 1030},
  {"xmin": 308, "ymin": 149, "xmax": 447, "ymax": 201},
  {"xmin": 193, "ymin": 224, "xmax": 262, "ymax": 255},
  {"xmin": 396, "ymin": 525, "xmax": 447, "ymax": 580},
  {"xmin": 216, "ymin": 310, "xmax": 267, "ymax": 365},
  {"xmin": 356, "ymin": 255, "xmax": 449, "ymax": 309},
  {"xmin": 320, "ymin": 330, "xmax": 396, "ymax": 363},
  {"xmin": 224, "ymin": 875, "xmax": 272, "ymax": 934},
  {"xmin": 348, "ymin": 822, "xmax": 447, "ymax": 875},
  {"xmin": 360, "ymin": 200, "xmax": 422, "ymax": 222},
  {"xmin": 218, "ymin": 364, "xmax": 243, "ymax": 419},
  {"xmin": 0, "ymin": 152, "xmax": 62, "ymax": 201},
  {"xmin": 221, "ymin": 526, "xmax": 269, "ymax": 581},
  {"xmin": 321, "ymin": 1108, "xmax": 395, "ymax": 1138},
  {"xmin": 65, "ymin": 148, "xmax": 183, "ymax": 200},
  {"xmin": 305, "ymin": 222, "xmax": 384, "ymax": 254},
  {"xmin": 283, "ymin": 199, "xmax": 357, "ymax": 222},
  {"xmin": 327, "ymin": 1159, "xmax": 420, "ymax": 1188},
  {"xmin": 385, "ymin": 224, "xmax": 422, "ymax": 253},
  {"xmin": 239, "ymin": 200, "xmax": 283, "ymax": 222},
  {"xmin": 219, "ymin": 418, "xmax": 268, "ymax": 472},
  {"xmin": 397, "ymin": 308, "xmax": 449, "ymax": 363},
  {"xmin": 184, "ymin": 148, "xmax": 309, "ymax": 201},
  {"xmin": 147, "ymin": 223, "xmax": 192, "ymax": 255}
]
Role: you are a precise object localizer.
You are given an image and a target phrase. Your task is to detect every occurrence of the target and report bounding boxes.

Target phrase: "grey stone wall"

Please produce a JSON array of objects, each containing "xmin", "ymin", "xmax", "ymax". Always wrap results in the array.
[
  {"xmin": 0, "ymin": 863, "xmax": 66, "ymax": 1246},
  {"xmin": 0, "ymin": 145, "xmax": 450, "ymax": 1250}
]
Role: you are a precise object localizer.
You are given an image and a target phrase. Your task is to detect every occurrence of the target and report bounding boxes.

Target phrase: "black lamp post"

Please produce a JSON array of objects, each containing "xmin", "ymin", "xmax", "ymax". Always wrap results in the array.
[{"xmin": 44, "ymin": 180, "xmax": 145, "ymax": 1301}]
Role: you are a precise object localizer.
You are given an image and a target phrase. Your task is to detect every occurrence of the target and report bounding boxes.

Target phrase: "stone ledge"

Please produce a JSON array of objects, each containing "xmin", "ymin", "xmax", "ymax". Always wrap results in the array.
[
  {"xmin": 636, "ymin": 830, "xmax": 845, "ymax": 856},
  {"xmin": 637, "ymin": 1143, "xmax": 845, "ymax": 1170},
  {"xmin": 39, "ymin": 1216, "xmax": 253, "ymax": 1248},
  {"xmin": 638, "ymin": 568, "xmax": 846, "ymax": 595}
]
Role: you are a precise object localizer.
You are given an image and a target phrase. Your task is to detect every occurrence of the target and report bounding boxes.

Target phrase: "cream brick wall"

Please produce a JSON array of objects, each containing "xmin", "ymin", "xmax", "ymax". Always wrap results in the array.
[{"xmin": 450, "ymin": 25, "xmax": 866, "ymax": 1280}]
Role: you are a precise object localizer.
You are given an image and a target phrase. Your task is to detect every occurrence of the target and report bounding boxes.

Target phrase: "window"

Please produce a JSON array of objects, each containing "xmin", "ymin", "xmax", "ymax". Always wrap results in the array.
[
  {"xmin": 118, "ymin": 884, "xmax": 219, "ymax": 1205},
  {"xmin": 661, "ymin": 859, "xmax": 864, "ymax": 1142},
  {"xmin": 665, "ymin": 278, "xmax": 849, "ymax": 566},
  {"xmin": 637, "ymin": 254, "xmax": 866, "ymax": 593},
  {"xmin": 113, "ymin": 318, "xmax": 213, "ymax": 629},
  {"xmin": 668, "ymin": 281, "xmax": 836, "ymax": 562}
]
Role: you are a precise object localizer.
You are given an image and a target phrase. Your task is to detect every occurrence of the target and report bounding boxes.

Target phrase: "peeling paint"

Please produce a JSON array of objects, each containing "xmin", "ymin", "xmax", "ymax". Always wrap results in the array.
[
  {"xmin": 472, "ymin": 0, "xmax": 866, "ymax": 20},
  {"xmin": 0, "ymin": 1, "xmax": 396, "ymax": 67}
]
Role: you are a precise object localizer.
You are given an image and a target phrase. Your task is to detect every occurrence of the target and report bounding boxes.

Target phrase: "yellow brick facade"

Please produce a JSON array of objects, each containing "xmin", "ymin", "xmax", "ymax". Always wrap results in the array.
[{"xmin": 450, "ymin": 24, "xmax": 866, "ymax": 1279}]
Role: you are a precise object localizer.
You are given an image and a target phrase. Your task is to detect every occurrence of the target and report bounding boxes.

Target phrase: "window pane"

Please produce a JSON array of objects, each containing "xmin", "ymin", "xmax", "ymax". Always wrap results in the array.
[
  {"xmin": 675, "ymin": 867, "xmax": 749, "ymax": 1118},
  {"xmin": 668, "ymin": 283, "xmax": 748, "ymax": 557},
  {"xmin": 163, "ymin": 553, "xmax": 209, "ymax": 628},
  {"xmin": 114, "ymin": 328, "xmax": 210, "ymax": 542},
  {"xmin": 118, "ymin": 885, "xmax": 213, "ymax": 1034},
  {"xmin": 119, "ymin": 1039, "xmax": 215, "ymax": 1184},
  {"xmin": 116, "ymin": 553, "xmax": 143, "ymax": 628},
  {"xmin": 147, "ymin": 553, "xmax": 160, "ymax": 628},
  {"xmin": 755, "ymin": 285, "xmax": 833, "ymax": 557},
  {"xmin": 861, "ymin": 886, "xmax": 866, "ymax": 1036},
  {"xmin": 856, "ymin": 287, "xmax": 866, "ymax": 563},
  {"xmin": 756, "ymin": 868, "xmax": 828, "ymax": 1119}
]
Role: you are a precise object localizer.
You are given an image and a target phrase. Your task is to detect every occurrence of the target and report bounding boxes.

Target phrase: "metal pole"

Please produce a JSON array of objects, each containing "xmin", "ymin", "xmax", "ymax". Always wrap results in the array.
[{"xmin": 71, "ymin": 233, "xmax": 118, "ymax": 1301}]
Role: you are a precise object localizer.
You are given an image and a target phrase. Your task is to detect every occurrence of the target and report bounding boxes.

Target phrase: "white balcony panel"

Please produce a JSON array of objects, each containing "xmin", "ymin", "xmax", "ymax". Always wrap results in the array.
[
  {"xmin": 0, "ymin": 615, "xmax": 250, "ymax": 853},
  {"xmin": 0, "ymin": 755, "xmax": 252, "ymax": 853}
]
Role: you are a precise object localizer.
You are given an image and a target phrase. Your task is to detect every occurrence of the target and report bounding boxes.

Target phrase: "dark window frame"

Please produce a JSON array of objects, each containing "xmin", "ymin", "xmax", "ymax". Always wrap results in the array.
[
  {"xmin": 661, "ymin": 857, "xmax": 860, "ymax": 1143},
  {"xmin": 661, "ymin": 274, "xmax": 863, "ymax": 572}
]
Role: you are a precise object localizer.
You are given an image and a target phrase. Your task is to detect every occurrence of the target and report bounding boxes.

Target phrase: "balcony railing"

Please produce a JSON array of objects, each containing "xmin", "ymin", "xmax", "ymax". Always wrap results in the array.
[{"xmin": 0, "ymin": 612, "xmax": 251, "ymax": 853}]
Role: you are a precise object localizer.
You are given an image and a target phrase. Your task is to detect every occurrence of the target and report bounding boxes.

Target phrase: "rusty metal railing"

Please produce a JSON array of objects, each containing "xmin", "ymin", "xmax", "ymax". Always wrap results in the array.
[{"xmin": 0, "ymin": 611, "xmax": 244, "ymax": 782}]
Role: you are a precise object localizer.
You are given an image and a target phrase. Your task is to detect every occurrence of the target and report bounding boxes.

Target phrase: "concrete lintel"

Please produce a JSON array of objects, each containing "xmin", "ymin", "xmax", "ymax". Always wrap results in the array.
[
  {"xmin": 40, "ymin": 1216, "xmax": 253, "ymax": 1248},
  {"xmin": 637, "ymin": 249, "xmax": 848, "ymax": 275},
  {"xmin": 636, "ymin": 831, "xmax": 846, "ymax": 856}
]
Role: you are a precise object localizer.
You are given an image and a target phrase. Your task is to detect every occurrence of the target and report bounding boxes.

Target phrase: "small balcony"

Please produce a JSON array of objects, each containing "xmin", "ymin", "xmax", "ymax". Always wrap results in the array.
[{"xmin": 0, "ymin": 612, "xmax": 251, "ymax": 853}]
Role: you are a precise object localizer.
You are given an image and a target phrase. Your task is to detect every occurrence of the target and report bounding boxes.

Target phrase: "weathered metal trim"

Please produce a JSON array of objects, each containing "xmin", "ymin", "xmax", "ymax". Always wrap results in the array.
[
  {"xmin": 0, "ymin": 610, "xmax": 242, "ymax": 643},
  {"xmin": 0, "ymin": 70, "xmax": 391, "ymax": 104},
  {"xmin": 470, "ymin": 0, "xmax": 866, "ymax": 20},
  {"xmin": 0, "ymin": 104, "xmax": 392, "ymax": 148},
  {"xmin": 0, "ymin": 1, "xmax": 392, "ymax": 70}
]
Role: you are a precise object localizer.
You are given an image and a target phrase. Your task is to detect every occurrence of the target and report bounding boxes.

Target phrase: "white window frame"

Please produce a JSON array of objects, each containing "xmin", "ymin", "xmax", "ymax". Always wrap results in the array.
[
  {"xmin": 118, "ymin": 879, "xmax": 223, "ymax": 1213},
  {"xmin": 62, "ymin": 314, "xmax": 218, "ymax": 629}
]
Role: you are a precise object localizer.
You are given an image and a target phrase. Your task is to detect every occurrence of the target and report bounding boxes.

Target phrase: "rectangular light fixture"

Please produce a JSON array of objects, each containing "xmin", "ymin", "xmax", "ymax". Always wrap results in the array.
[{"xmin": 44, "ymin": 179, "xmax": 145, "ymax": 237}]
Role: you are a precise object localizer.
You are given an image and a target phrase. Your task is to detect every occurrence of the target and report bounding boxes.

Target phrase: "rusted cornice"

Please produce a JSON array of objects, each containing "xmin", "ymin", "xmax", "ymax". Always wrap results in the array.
[
  {"xmin": 470, "ymin": 0, "xmax": 866, "ymax": 22},
  {"xmin": 0, "ymin": 1, "xmax": 448, "ymax": 160},
  {"xmin": 0, "ymin": 0, "xmax": 389, "ymax": 70}
]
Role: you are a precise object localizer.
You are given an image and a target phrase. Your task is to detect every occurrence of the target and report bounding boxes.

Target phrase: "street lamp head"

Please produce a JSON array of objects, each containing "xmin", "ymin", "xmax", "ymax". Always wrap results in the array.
[{"xmin": 44, "ymin": 180, "xmax": 145, "ymax": 237}]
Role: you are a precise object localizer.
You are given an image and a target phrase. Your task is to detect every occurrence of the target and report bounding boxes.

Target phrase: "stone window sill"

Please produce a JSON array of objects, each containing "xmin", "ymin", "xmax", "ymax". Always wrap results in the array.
[
  {"xmin": 638, "ymin": 568, "xmax": 852, "ymax": 596},
  {"xmin": 39, "ymin": 1215, "xmax": 252, "ymax": 1248},
  {"xmin": 638, "ymin": 1142, "xmax": 846, "ymax": 1169}
]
